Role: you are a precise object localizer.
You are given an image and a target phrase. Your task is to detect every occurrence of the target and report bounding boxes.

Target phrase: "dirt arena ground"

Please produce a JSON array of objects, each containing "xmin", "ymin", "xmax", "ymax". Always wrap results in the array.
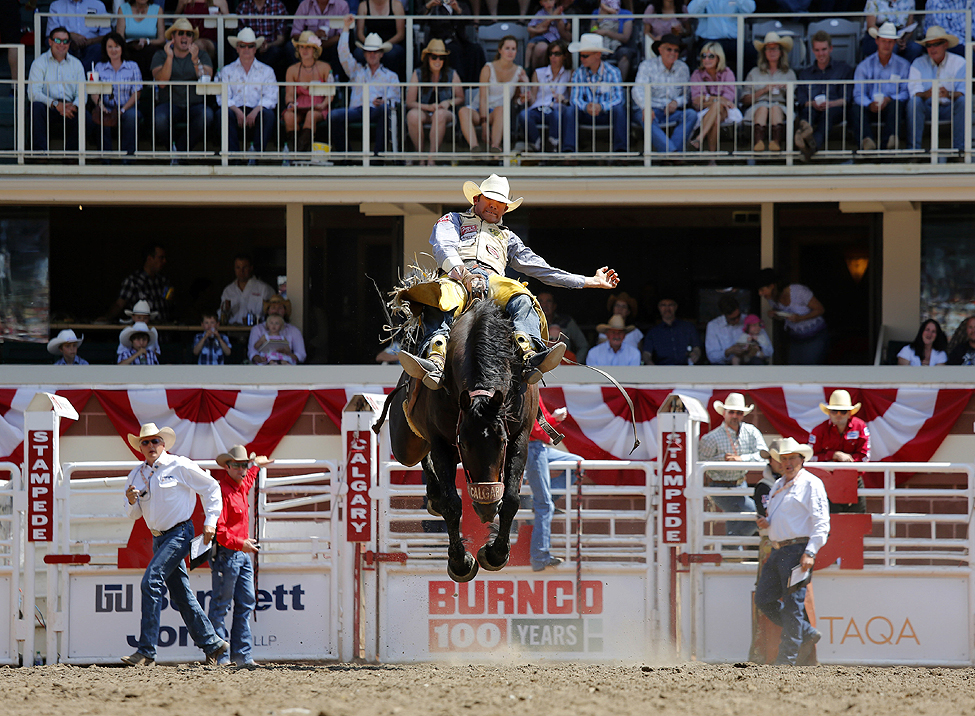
[{"xmin": 2, "ymin": 661, "xmax": 974, "ymax": 716}]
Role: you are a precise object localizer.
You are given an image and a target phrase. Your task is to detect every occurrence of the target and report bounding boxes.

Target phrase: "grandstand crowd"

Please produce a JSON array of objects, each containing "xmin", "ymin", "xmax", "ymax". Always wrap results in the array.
[{"xmin": 8, "ymin": 0, "xmax": 975, "ymax": 162}]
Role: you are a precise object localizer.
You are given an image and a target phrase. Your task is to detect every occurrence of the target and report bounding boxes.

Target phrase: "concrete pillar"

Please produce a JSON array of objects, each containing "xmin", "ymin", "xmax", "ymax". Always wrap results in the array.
[
  {"xmin": 881, "ymin": 203, "xmax": 921, "ymax": 342},
  {"xmin": 286, "ymin": 203, "xmax": 304, "ymax": 329},
  {"xmin": 403, "ymin": 205, "xmax": 441, "ymax": 273}
]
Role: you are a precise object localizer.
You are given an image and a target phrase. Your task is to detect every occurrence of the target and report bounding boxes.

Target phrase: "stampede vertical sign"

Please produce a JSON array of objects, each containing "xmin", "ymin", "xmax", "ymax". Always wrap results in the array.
[
  {"xmin": 25, "ymin": 393, "xmax": 79, "ymax": 543},
  {"xmin": 661, "ymin": 430, "xmax": 687, "ymax": 544},
  {"xmin": 346, "ymin": 430, "xmax": 372, "ymax": 542}
]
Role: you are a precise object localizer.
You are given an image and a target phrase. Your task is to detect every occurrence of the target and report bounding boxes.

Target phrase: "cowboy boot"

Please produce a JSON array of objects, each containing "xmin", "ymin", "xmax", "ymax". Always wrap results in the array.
[
  {"xmin": 296, "ymin": 128, "xmax": 312, "ymax": 153},
  {"xmin": 514, "ymin": 332, "xmax": 566, "ymax": 385},
  {"xmin": 768, "ymin": 124, "xmax": 785, "ymax": 152},
  {"xmin": 753, "ymin": 124, "xmax": 767, "ymax": 152},
  {"xmin": 398, "ymin": 334, "xmax": 448, "ymax": 390}
]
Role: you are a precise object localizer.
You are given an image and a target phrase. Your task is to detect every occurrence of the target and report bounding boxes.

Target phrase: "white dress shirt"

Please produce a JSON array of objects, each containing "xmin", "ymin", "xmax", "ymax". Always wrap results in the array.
[
  {"xmin": 124, "ymin": 451, "xmax": 222, "ymax": 532},
  {"xmin": 220, "ymin": 276, "xmax": 275, "ymax": 324},
  {"xmin": 216, "ymin": 58, "xmax": 278, "ymax": 109},
  {"xmin": 765, "ymin": 468, "xmax": 830, "ymax": 556},
  {"xmin": 705, "ymin": 314, "xmax": 744, "ymax": 365}
]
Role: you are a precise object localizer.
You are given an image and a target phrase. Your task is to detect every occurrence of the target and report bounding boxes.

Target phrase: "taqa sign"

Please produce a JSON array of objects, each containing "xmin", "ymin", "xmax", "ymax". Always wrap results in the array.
[
  {"xmin": 346, "ymin": 433, "xmax": 372, "ymax": 541},
  {"xmin": 27, "ymin": 430, "xmax": 54, "ymax": 542}
]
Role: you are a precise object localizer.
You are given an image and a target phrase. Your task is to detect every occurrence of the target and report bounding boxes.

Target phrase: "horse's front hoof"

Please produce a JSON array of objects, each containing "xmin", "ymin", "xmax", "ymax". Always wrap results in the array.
[
  {"xmin": 447, "ymin": 552, "xmax": 479, "ymax": 582},
  {"xmin": 426, "ymin": 499, "xmax": 442, "ymax": 517},
  {"xmin": 477, "ymin": 545, "xmax": 510, "ymax": 572}
]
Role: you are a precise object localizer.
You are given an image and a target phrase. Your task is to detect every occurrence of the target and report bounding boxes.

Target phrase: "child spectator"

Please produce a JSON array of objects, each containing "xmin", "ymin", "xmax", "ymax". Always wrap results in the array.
[
  {"xmin": 526, "ymin": 0, "xmax": 568, "ymax": 72},
  {"xmin": 118, "ymin": 321, "xmax": 161, "ymax": 365},
  {"xmin": 209, "ymin": 445, "xmax": 271, "ymax": 667},
  {"xmin": 48, "ymin": 329, "xmax": 89, "ymax": 365},
  {"xmin": 118, "ymin": 299, "xmax": 161, "ymax": 363},
  {"xmin": 733, "ymin": 314, "xmax": 773, "ymax": 365},
  {"xmin": 254, "ymin": 314, "xmax": 296, "ymax": 364},
  {"xmin": 193, "ymin": 312, "xmax": 232, "ymax": 365}
]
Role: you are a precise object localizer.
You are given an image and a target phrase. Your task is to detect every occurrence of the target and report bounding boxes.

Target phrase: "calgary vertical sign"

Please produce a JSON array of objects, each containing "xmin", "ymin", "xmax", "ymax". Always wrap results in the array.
[
  {"xmin": 346, "ymin": 431, "xmax": 372, "ymax": 542},
  {"xmin": 661, "ymin": 430, "xmax": 687, "ymax": 544},
  {"xmin": 27, "ymin": 429, "xmax": 54, "ymax": 542}
]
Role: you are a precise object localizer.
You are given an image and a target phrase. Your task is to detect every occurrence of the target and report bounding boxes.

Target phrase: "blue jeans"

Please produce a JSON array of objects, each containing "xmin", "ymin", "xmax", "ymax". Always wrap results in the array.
[
  {"xmin": 787, "ymin": 329, "xmax": 828, "ymax": 365},
  {"xmin": 850, "ymin": 98, "xmax": 904, "ymax": 147},
  {"xmin": 755, "ymin": 542, "xmax": 817, "ymax": 665},
  {"xmin": 518, "ymin": 105, "xmax": 575, "ymax": 149},
  {"xmin": 525, "ymin": 440, "xmax": 583, "ymax": 569},
  {"xmin": 135, "ymin": 520, "xmax": 223, "ymax": 659},
  {"xmin": 30, "ymin": 101, "xmax": 90, "ymax": 151},
  {"xmin": 907, "ymin": 95, "xmax": 966, "ymax": 151},
  {"xmin": 710, "ymin": 492, "xmax": 758, "ymax": 537},
  {"xmin": 226, "ymin": 106, "xmax": 276, "ymax": 153},
  {"xmin": 91, "ymin": 108, "xmax": 142, "ymax": 155},
  {"xmin": 564, "ymin": 106, "xmax": 628, "ymax": 152},
  {"xmin": 638, "ymin": 106, "xmax": 698, "ymax": 153},
  {"xmin": 153, "ymin": 102, "xmax": 214, "ymax": 151},
  {"xmin": 208, "ymin": 545, "xmax": 256, "ymax": 665},
  {"xmin": 329, "ymin": 104, "xmax": 395, "ymax": 155}
]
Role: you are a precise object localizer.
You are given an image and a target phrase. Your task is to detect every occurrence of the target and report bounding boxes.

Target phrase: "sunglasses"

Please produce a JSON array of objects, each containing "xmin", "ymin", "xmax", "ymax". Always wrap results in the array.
[
  {"xmin": 549, "ymin": 51, "xmax": 564, "ymax": 56},
  {"xmin": 237, "ymin": 42, "xmax": 256, "ymax": 48},
  {"xmin": 928, "ymin": 40, "xmax": 948, "ymax": 47},
  {"xmin": 174, "ymin": 30, "xmax": 194, "ymax": 37},
  {"xmin": 140, "ymin": 438, "xmax": 163, "ymax": 446},
  {"xmin": 580, "ymin": 52, "xmax": 598, "ymax": 58},
  {"xmin": 52, "ymin": 37, "xmax": 70, "ymax": 45},
  {"xmin": 700, "ymin": 53, "xmax": 716, "ymax": 59},
  {"xmin": 228, "ymin": 461, "xmax": 250, "ymax": 469}
]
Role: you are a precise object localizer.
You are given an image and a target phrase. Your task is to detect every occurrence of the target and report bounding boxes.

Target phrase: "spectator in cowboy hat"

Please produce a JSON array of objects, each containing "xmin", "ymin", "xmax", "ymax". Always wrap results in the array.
[
  {"xmin": 754, "ymin": 436, "xmax": 829, "ymax": 666},
  {"xmin": 861, "ymin": 1, "xmax": 923, "ymax": 63},
  {"xmin": 808, "ymin": 389, "xmax": 869, "ymax": 513},
  {"xmin": 218, "ymin": 28, "xmax": 278, "ymax": 158},
  {"xmin": 122, "ymin": 422, "xmax": 227, "ymax": 667},
  {"xmin": 247, "ymin": 294, "xmax": 306, "ymax": 364},
  {"xmin": 564, "ymin": 33, "xmax": 628, "ymax": 155},
  {"xmin": 282, "ymin": 32, "xmax": 335, "ymax": 153},
  {"xmin": 48, "ymin": 329, "xmax": 89, "ymax": 365},
  {"xmin": 852, "ymin": 21, "xmax": 911, "ymax": 152},
  {"xmin": 209, "ymin": 445, "xmax": 271, "ymax": 666},
  {"xmin": 596, "ymin": 291, "xmax": 643, "ymax": 351},
  {"xmin": 586, "ymin": 315, "xmax": 641, "ymax": 366},
  {"xmin": 742, "ymin": 31, "xmax": 797, "ymax": 153},
  {"xmin": 118, "ymin": 300, "xmax": 161, "ymax": 362},
  {"xmin": 698, "ymin": 392, "xmax": 767, "ymax": 540},
  {"xmin": 118, "ymin": 321, "xmax": 161, "ymax": 365},
  {"xmin": 150, "ymin": 17, "xmax": 214, "ymax": 161},
  {"xmin": 907, "ymin": 26, "xmax": 966, "ymax": 156},
  {"xmin": 632, "ymin": 33, "xmax": 697, "ymax": 154}
]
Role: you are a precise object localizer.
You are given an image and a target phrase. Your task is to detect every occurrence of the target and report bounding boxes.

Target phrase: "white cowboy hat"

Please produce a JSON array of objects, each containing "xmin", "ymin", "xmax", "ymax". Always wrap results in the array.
[
  {"xmin": 713, "ymin": 392, "xmax": 754, "ymax": 416},
  {"xmin": 868, "ymin": 21, "xmax": 900, "ymax": 41},
  {"xmin": 596, "ymin": 314, "xmax": 635, "ymax": 333},
  {"xmin": 229, "ymin": 27, "xmax": 265, "ymax": 50},
  {"xmin": 918, "ymin": 25, "xmax": 959, "ymax": 48},
  {"xmin": 127, "ymin": 422, "xmax": 177, "ymax": 451},
  {"xmin": 769, "ymin": 436, "xmax": 813, "ymax": 461},
  {"xmin": 124, "ymin": 299, "xmax": 158, "ymax": 319},
  {"xmin": 462, "ymin": 174, "xmax": 523, "ymax": 210},
  {"xmin": 568, "ymin": 32, "xmax": 611, "ymax": 55},
  {"xmin": 820, "ymin": 389, "xmax": 861, "ymax": 415},
  {"xmin": 754, "ymin": 31, "xmax": 794, "ymax": 53},
  {"xmin": 47, "ymin": 329, "xmax": 83, "ymax": 355},
  {"xmin": 356, "ymin": 32, "xmax": 392, "ymax": 53},
  {"xmin": 119, "ymin": 321, "xmax": 159, "ymax": 351}
]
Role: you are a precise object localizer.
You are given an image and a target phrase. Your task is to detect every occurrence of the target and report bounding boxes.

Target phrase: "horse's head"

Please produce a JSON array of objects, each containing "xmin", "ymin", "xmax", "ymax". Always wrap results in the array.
[{"xmin": 458, "ymin": 387, "xmax": 508, "ymax": 523}]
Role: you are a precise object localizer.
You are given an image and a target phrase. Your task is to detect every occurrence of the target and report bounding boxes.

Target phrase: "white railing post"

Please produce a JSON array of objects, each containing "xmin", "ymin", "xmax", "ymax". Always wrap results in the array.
[
  {"xmin": 77, "ymin": 81, "xmax": 86, "ymax": 166},
  {"xmin": 642, "ymin": 84, "xmax": 651, "ymax": 166},
  {"xmin": 965, "ymin": 9, "xmax": 972, "ymax": 164},
  {"xmin": 737, "ymin": 15, "xmax": 745, "ymax": 85},
  {"xmin": 930, "ymin": 78, "xmax": 940, "ymax": 164},
  {"xmin": 362, "ymin": 84, "xmax": 370, "ymax": 167},
  {"xmin": 785, "ymin": 81, "xmax": 794, "ymax": 166},
  {"xmin": 16, "ymin": 43, "xmax": 24, "ymax": 165},
  {"xmin": 502, "ymin": 91, "xmax": 510, "ymax": 165},
  {"xmin": 220, "ymin": 82, "xmax": 229, "ymax": 167},
  {"xmin": 405, "ymin": 16, "xmax": 414, "ymax": 85}
]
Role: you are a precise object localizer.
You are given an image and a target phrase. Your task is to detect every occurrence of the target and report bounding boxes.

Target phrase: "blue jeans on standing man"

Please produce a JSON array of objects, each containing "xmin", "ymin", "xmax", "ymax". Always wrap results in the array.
[
  {"xmin": 525, "ymin": 440, "xmax": 584, "ymax": 570},
  {"xmin": 135, "ymin": 520, "xmax": 224, "ymax": 660},
  {"xmin": 639, "ymin": 106, "xmax": 698, "ymax": 153},
  {"xmin": 153, "ymin": 102, "xmax": 214, "ymax": 151},
  {"xmin": 754, "ymin": 541, "xmax": 818, "ymax": 665},
  {"xmin": 710, "ymin": 492, "xmax": 759, "ymax": 537},
  {"xmin": 208, "ymin": 545, "xmax": 256, "ymax": 665}
]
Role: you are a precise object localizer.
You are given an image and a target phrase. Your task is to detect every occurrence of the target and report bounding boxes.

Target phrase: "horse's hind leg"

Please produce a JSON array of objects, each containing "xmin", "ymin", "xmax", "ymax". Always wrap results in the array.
[{"xmin": 427, "ymin": 445, "xmax": 478, "ymax": 583}]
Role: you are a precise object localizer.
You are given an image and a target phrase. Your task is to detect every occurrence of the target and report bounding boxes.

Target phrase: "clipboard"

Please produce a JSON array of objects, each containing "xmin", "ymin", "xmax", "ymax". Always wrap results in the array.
[{"xmin": 189, "ymin": 534, "xmax": 217, "ymax": 570}]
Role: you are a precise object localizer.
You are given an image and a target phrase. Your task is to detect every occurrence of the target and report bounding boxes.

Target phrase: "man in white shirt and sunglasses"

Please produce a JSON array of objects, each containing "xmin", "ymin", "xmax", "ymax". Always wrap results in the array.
[{"xmin": 122, "ymin": 422, "xmax": 227, "ymax": 666}]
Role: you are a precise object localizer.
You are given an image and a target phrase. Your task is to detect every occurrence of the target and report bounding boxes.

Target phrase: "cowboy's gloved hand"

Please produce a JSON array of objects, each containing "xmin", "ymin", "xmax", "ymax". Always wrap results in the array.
[{"xmin": 463, "ymin": 272, "xmax": 486, "ymax": 298}]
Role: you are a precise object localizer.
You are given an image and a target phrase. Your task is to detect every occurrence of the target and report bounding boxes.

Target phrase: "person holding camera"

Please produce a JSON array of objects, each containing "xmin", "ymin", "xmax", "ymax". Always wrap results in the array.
[
  {"xmin": 193, "ymin": 312, "xmax": 232, "ymax": 364},
  {"xmin": 208, "ymin": 445, "xmax": 272, "ymax": 667}
]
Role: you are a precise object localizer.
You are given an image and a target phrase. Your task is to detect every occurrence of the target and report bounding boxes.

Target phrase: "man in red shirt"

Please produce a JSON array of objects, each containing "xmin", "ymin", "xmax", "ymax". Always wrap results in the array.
[
  {"xmin": 808, "ymin": 389, "xmax": 869, "ymax": 513},
  {"xmin": 209, "ymin": 445, "xmax": 271, "ymax": 666}
]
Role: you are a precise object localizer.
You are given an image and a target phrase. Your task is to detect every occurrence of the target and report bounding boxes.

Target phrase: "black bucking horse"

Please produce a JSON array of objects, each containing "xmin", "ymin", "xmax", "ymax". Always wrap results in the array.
[{"xmin": 383, "ymin": 299, "xmax": 538, "ymax": 582}]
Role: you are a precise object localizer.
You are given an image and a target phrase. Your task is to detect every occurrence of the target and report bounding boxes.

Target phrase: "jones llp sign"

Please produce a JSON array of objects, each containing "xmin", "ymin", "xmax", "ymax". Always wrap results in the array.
[{"xmin": 27, "ymin": 430, "xmax": 54, "ymax": 542}]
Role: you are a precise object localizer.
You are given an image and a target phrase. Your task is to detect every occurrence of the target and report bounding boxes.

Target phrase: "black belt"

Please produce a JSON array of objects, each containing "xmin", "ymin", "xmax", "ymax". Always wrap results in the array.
[
  {"xmin": 149, "ymin": 518, "xmax": 191, "ymax": 538},
  {"xmin": 770, "ymin": 536, "xmax": 809, "ymax": 550}
]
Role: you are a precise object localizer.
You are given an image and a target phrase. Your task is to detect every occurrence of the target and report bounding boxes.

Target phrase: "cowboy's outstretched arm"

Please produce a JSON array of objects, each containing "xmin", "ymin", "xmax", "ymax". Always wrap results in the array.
[{"xmin": 584, "ymin": 267, "xmax": 620, "ymax": 289}]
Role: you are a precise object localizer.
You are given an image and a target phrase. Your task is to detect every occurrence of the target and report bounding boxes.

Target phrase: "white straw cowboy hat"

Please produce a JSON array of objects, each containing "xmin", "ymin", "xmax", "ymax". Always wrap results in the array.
[
  {"xmin": 868, "ymin": 21, "xmax": 900, "ymax": 41},
  {"xmin": 919, "ymin": 25, "xmax": 959, "ymax": 48},
  {"xmin": 356, "ymin": 32, "xmax": 392, "ymax": 53},
  {"xmin": 124, "ymin": 299, "xmax": 158, "ymax": 319},
  {"xmin": 292, "ymin": 30, "xmax": 323, "ymax": 58},
  {"xmin": 568, "ymin": 32, "xmax": 611, "ymax": 54},
  {"xmin": 47, "ymin": 329, "xmax": 84, "ymax": 355},
  {"xmin": 165, "ymin": 17, "xmax": 200, "ymax": 41},
  {"xmin": 119, "ymin": 321, "xmax": 159, "ymax": 351},
  {"xmin": 769, "ymin": 436, "xmax": 813, "ymax": 461},
  {"xmin": 820, "ymin": 389, "xmax": 861, "ymax": 415},
  {"xmin": 216, "ymin": 444, "xmax": 254, "ymax": 467},
  {"xmin": 421, "ymin": 38, "xmax": 450, "ymax": 59},
  {"xmin": 753, "ymin": 30, "xmax": 795, "ymax": 53},
  {"xmin": 713, "ymin": 392, "xmax": 754, "ymax": 416},
  {"xmin": 596, "ymin": 314, "xmax": 636, "ymax": 333},
  {"xmin": 462, "ymin": 174, "xmax": 523, "ymax": 210},
  {"xmin": 229, "ymin": 27, "xmax": 265, "ymax": 50},
  {"xmin": 127, "ymin": 422, "xmax": 177, "ymax": 451}
]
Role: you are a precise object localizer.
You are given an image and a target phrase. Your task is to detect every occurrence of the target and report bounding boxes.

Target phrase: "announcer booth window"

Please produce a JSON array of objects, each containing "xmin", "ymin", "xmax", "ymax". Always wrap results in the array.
[
  {"xmin": 0, "ymin": 209, "xmax": 50, "ymax": 364},
  {"xmin": 921, "ymin": 203, "xmax": 975, "ymax": 338}
]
